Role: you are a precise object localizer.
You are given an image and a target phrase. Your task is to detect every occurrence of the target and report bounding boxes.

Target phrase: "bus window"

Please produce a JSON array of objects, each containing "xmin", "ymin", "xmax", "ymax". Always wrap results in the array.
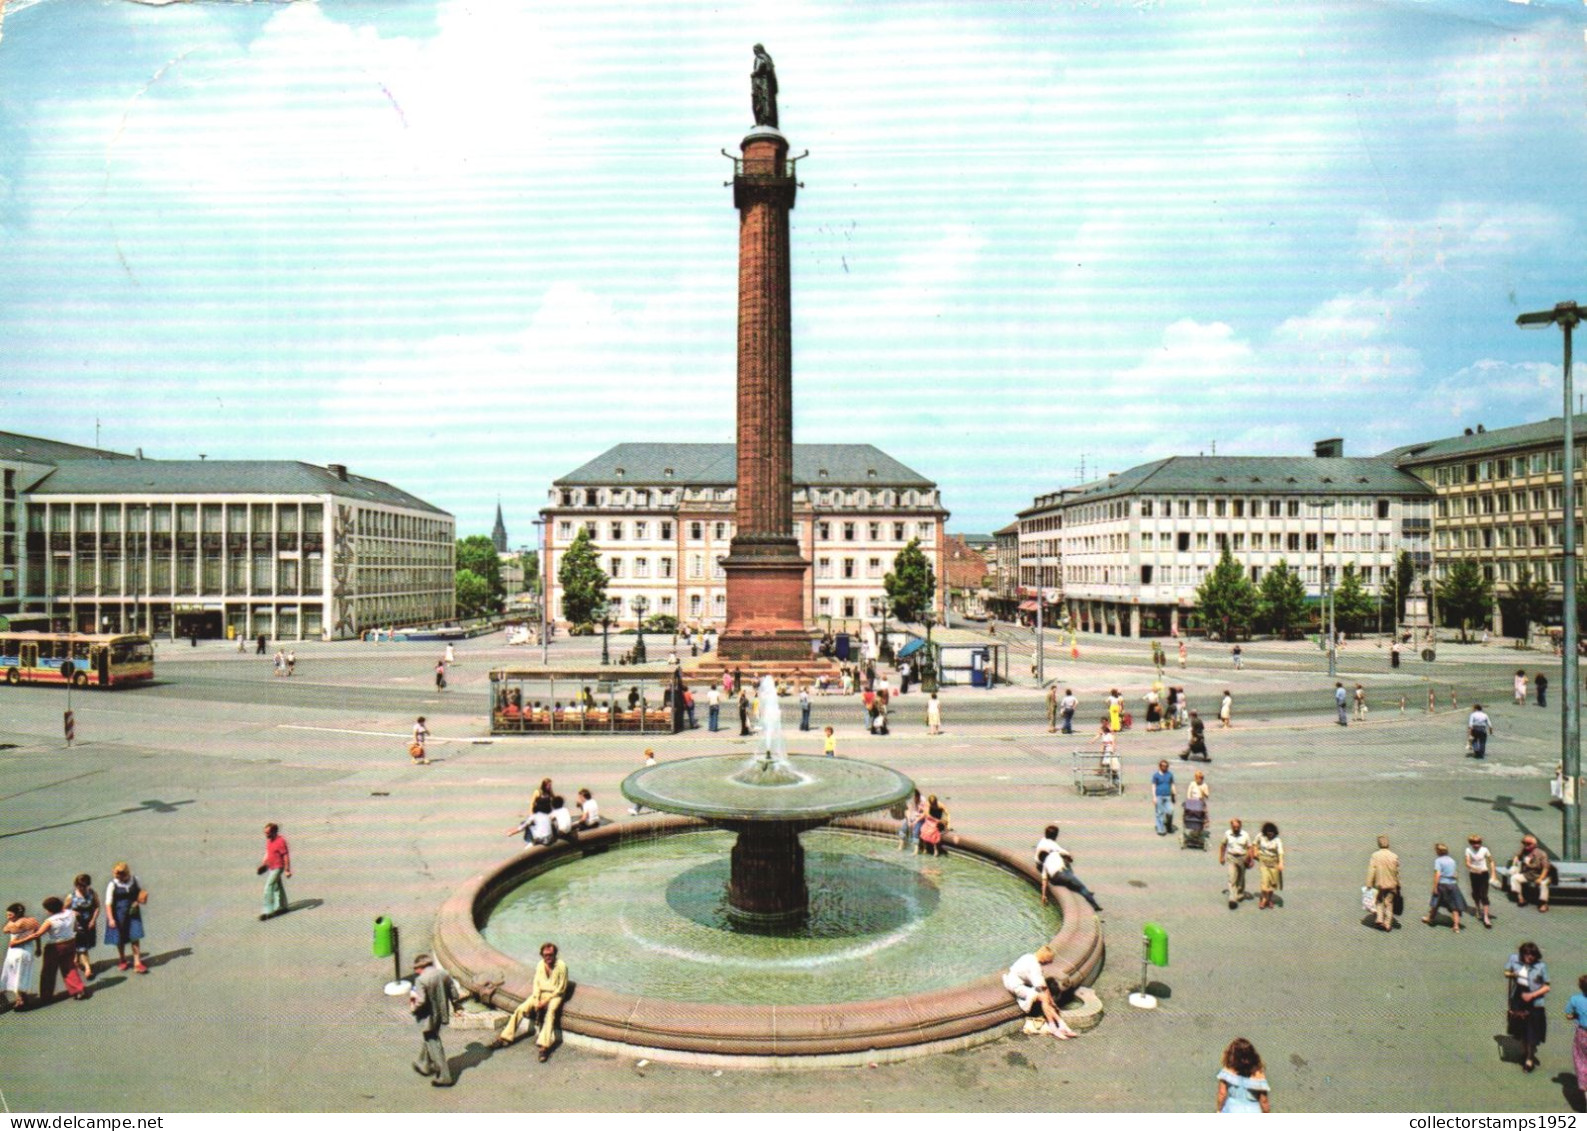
[
  {"xmin": 112, "ymin": 642, "xmax": 154, "ymax": 664},
  {"xmin": 0, "ymin": 638, "xmax": 15, "ymax": 659}
]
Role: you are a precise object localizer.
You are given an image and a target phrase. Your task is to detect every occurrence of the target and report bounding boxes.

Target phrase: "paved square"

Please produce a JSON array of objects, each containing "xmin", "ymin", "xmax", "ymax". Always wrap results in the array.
[{"xmin": 0, "ymin": 629, "xmax": 1577, "ymax": 1112}]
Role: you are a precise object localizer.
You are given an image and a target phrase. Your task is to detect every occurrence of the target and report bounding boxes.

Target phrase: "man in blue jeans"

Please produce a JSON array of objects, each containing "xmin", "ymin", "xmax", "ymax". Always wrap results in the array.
[
  {"xmin": 707, "ymin": 686, "xmax": 721, "ymax": 732},
  {"xmin": 1151, "ymin": 759, "xmax": 1176, "ymax": 836},
  {"xmin": 1335, "ymin": 682, "xmax": 1348, "ymax": 726}
]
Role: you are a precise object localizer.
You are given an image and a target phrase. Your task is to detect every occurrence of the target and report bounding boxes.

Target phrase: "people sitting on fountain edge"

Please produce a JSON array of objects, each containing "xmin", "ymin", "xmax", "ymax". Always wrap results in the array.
[
  {"xmin": 1002, "ymin": 945, "xmax": 1077, "ymax": 1040},
  {"xmin": 492, "ymin": 941, "xmax": 568, "ymax": 1062},
  {"xmin": 549, "ymin": 796, "xmax": 574, "ymax": 840},
  {"xmin": 507, "ymin": 794, "xmax": 556, "ymax": 848},
  {"xmin": 576, "ymin": 788, "xmax": 600, "ymax": 829},
  {"xmin": 1035, "ymin": 824, "xmax": 1103, "ymax": 912}
]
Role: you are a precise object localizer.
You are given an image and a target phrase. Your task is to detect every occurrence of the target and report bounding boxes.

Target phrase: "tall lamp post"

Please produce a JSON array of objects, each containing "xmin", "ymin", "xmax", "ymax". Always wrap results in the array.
[
  {"xmin": 598, "ymin": 601, "xmax": 613, "ymax": 666},
  {"xmin": 632, "ymin": 595, "xmax": 649, "ymax": 665},
  {"xmin": 532, "ymin": 517, "xmax": 549, "ymax": 666},
  {"xmin": 1518, "ymin": 300, "xmax": 1581, "ymax": 861},
  {"xmin": 1306, "ymin": 500, "xmax": 1337, "ymax": 679}
]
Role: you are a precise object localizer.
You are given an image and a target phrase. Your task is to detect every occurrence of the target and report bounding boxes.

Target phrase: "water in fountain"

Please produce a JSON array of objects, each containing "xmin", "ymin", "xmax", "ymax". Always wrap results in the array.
[{"xmin": 732, "ymin": 674, "xmax": 802, "ymax": 787}]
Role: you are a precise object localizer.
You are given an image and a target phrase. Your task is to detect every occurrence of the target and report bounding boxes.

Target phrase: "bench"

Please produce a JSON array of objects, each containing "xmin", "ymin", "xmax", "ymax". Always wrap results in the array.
[{"xmin": 1493, "ymin": 860, "xmax": 1587, "ymax": 903}]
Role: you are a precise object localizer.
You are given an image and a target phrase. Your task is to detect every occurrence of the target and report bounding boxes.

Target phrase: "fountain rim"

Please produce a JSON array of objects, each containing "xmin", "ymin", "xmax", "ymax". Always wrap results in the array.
[
  {"xmin": 619, "ymin": 752, "xmax": 916, "ymax": 823},
  {"xmin": 431, "ymin": 816, "xmax": 1104, "ymax": 1063}
]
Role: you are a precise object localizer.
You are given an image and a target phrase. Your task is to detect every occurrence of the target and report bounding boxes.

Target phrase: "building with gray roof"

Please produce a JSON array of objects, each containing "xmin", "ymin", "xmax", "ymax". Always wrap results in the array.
[
  {"xmin": 1387, "ymin": 415, "xmax": 1587, "ymax": 635},
  {"xmin": 539, "ymin": 443, "xmax": 947, "ymax": 632},
  {"xmin": 2, "ymin": 432, "xmax": 452, "ymax": 641},
  {"xmin": 1012, "ymin": 442, "xmax": 1434, "ymax": 638}
]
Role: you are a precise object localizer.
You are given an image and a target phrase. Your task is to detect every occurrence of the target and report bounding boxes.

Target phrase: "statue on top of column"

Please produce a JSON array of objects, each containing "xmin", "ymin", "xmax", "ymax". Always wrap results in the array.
[{"xmin": 751, "ymin": 44, "xmax": 778, "ymax": 129}]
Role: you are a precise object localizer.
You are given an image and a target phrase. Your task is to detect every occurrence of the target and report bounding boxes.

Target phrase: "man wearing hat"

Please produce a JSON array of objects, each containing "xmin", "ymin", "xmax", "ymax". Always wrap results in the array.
[{"xmin": 409, "ymin": 953, "xmax": 459, "ymax": 1086}]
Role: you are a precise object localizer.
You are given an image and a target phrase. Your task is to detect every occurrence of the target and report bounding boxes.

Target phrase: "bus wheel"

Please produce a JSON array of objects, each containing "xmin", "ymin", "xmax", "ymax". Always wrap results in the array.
[
  {"xmin": 73, "ymin": 672, "xmax": 88, "ymax": 688},
  {"xmin": 4, "ymin": 668, "xmax": 17, "ymax": 685}
]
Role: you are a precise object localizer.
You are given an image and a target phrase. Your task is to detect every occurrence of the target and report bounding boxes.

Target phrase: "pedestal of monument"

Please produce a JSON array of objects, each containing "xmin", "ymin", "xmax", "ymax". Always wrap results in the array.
[{"xmin": 719, "ymin": 534, "xmax": 812, "ymax": 662}]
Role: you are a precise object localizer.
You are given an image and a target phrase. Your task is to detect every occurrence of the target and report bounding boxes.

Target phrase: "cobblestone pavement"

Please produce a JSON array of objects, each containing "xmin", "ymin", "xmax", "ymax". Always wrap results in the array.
[{"xmin": 0, "ymin": 630, "xmax": 1580, "ymax": 1112}]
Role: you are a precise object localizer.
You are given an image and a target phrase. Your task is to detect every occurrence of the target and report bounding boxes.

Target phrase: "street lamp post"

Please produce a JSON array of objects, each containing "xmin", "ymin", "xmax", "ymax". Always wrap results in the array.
[
  {"xmin": 632, "ymin": 595, "xmax": 649, "ymax": 665},
  {"xmin": 1518, "ymin": 300, "xmax": 1581, "ymax": 861},
  {"xmin": 598, "ymin": 601, "xmax": 612, "ymax": 666},
  {"xmin": 1307, "ymin": 500, "xmax": 1337, "ymax": 679},
  {"xmin": 532, "ymin": 518, "xmax": 549, "ymax": 666}
]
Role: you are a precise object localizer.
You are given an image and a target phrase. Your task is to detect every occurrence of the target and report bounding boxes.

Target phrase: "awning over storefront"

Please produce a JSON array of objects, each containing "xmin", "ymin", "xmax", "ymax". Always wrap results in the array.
[
  {"xmin": 897, "ymin": 637, "xmax": 926, "ymax": 659},
  {"xmin": 1018, "ymin": 600, "xmax": 1039, "ymax": 612}
]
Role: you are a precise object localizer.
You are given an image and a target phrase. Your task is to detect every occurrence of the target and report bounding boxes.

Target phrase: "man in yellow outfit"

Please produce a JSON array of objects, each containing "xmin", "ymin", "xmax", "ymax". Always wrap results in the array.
[{"xmin": 493, "ymin": 942, "xmax": 568, "ymax": 1061}]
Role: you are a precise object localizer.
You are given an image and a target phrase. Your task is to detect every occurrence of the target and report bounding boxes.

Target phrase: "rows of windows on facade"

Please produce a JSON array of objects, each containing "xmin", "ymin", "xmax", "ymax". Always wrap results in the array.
[{"xmin": 1, "ymin": 433, "xmax": 453, "ymax": 641}]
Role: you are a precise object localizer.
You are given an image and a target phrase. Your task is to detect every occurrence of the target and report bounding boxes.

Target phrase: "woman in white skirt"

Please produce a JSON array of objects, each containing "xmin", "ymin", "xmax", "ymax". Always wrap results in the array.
[{"xmin": 3, "ymin": 902, "xmax": 40, "ymax": 1010}]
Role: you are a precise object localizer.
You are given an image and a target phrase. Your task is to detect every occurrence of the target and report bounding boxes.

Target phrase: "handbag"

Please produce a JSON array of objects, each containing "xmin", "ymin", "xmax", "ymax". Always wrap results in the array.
[{"xmin": 1392, "ymin": 889, "xmax": 1405, "ymax": 915}]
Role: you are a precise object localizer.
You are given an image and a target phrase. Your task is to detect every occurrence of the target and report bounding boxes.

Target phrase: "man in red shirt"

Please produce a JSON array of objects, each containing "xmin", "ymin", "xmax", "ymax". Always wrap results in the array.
[{"xmin": 259, "ymin": 822, "xmax": 293, "ymax": 921}]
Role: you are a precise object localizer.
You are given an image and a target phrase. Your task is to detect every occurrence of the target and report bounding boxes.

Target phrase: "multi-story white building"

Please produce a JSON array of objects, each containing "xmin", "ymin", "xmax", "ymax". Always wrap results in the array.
[
  {"xmin": 2, "ymin": 432, "xmax": 453, "ymax": 641},
  {"xmin": 1035, "ymin": 448, "xmax": 1433, "ymax": 637},
  {"xmin": 1388, "ymin": 415, "xmax": 1587, "ymax": 635},
  {"xmin": 539, "ymin": 443, "xmax": 948, "ymax": 631}
]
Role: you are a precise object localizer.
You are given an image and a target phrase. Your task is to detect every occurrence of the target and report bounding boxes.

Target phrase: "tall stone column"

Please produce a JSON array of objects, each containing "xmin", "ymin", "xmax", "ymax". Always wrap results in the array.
[{"xmin": 719, "ymin": 125, "xmax": 811, "ymax": 662}]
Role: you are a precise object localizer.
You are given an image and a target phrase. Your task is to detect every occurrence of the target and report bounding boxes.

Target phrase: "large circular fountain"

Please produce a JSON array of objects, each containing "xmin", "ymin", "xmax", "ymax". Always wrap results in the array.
[{"xmin": 433, "ymin": 678, "xmax": 1104, "ymax": 1063}]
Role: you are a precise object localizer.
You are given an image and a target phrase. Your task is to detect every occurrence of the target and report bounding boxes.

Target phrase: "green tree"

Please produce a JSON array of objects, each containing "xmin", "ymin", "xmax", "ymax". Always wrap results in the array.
[
  {"xmin": 1392, "ymin": 550, "xmax": 1416, "ymax": 624},
  {"xmin": 1332, "ymin": 564, "xmax": 1376, "ymax": 634},
  {"xmin": 1195, "ymin": 545, "xmax": 1259, "ymax": 640},
  {"xmin": 518, "ymin": 550, "xmax": 540, "ymax": 594},
  {"xmin": 454, "ymin": 569, "xmax": 493, "ymax": 618},
  {"xmin": 1507, "ymin": 564, "xmax": 1550, "ymax": 646},
  {"xmin": 1257, "ymin": 559, "xmax": 1307, "ymax": 638},
  {"xmin": 455, "ymin": 534, "xmax": 505, "ymax": 610},
  {"xmin": 883, "ymin": 538, "xmax": 937, "ymax": 623},
  {"xmin": 1437, "ymin": 558, "xmax": 1494, "ymax": 642},
  {"xmin": 557, "ymin": 526, "xmax": 607, "ymax": 626}
]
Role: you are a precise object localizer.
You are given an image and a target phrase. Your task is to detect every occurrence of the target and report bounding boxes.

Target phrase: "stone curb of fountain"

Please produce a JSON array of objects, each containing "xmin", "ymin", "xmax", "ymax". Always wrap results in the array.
[{"xmin": 431, "ymin": 815, "xmax": 1105, "ymax": 1065}]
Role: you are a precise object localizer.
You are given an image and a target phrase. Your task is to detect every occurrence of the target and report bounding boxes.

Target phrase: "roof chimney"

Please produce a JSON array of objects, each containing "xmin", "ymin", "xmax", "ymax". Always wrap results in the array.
[
  {"xmin": 1464, "ymin": 428, "xmax": 1474, "ymax": 436},
  {"xmin": 1314, "ymin": 438, "xmax": 1343, "ymax": 458},
  {"xmin": 135, "ymin": 447, "xmax": 143, "ymax": 460},
  {"xmin": 327, "ymin": 463, "xmax": 348, "ymax": 481},
  {"xmin": 1476, "ymin": 424, "xmax": 1485, "ymax": 433}
]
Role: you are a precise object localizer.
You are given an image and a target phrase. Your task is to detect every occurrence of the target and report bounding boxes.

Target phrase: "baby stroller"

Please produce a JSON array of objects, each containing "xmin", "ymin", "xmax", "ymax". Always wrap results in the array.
[{"xmin": 1181, "ymin": 797, "xmax": 1208, "ymax": 850}]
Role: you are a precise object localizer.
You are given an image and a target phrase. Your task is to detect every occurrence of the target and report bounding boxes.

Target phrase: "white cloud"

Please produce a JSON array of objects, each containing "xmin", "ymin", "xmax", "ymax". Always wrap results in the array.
[{"xmin": 1359, "ymin": 202, "xmax": 1566, "ymax": 275}]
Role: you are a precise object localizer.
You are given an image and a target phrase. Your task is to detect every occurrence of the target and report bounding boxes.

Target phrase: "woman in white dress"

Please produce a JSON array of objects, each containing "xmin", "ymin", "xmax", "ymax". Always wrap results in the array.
[{"xmin": 3, "ymin": 902, "xmax": 39, "ymax": 1010}]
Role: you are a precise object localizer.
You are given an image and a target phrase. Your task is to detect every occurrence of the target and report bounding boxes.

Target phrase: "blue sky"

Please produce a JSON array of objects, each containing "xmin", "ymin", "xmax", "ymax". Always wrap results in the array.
[{"xmin": 2, "ymin": 0, "xmax": 1584, "ymax": 539}]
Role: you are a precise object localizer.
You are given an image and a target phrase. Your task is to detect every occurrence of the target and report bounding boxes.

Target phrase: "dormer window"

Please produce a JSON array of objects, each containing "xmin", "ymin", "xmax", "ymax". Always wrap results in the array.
[
  {"xmin": 615, "ymin": 467, "xmax": 625, "ymax": 479},
  {"xmin": 818, "ymin": 469, "xmax": 829, "ymax": 479},
  {"xmin": 663, "ymin": 468, "xmax": 674, "ymax": 479}
]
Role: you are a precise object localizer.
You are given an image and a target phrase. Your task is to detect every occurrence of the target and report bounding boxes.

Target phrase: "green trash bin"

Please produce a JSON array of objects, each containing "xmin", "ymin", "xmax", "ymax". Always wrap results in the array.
[
  {"xmin": 1143, "ymin": 922, "xmax": 1169, "ymax": 968},
  {"xmin": 372, "ymin": 915, "xmax": 395, "ymax": 959}
]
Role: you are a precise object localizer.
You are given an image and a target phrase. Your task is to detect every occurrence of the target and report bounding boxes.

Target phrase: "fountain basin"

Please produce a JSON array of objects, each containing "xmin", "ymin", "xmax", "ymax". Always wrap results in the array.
[
  {"xmin": 432, "ymin": 817, "xmax": 1104, "ymax": 1064},
  {"xmin": 622, "ymin": 753, "xmax": 915, "ymax": 824}
]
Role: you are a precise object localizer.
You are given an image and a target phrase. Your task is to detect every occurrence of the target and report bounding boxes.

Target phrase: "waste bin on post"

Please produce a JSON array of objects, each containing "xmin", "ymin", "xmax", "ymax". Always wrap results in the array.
[
  {"xmin": 1130, "ymin": 923, "xmax": 1169, "ymax": 1009},
  {"xmin": 374, "ymin": 915, "xmax": 410, "ymax": 995}
]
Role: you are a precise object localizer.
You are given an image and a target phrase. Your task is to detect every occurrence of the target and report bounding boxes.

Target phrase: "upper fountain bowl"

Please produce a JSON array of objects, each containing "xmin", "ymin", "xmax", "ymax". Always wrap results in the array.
[{"xmin": 622, "ymin": 754, "xmax": 914, "ymax": 824}]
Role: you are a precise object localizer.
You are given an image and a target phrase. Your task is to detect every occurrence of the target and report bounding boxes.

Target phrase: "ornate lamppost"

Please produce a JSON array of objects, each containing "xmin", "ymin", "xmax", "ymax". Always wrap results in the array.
[
  {"xmin": 598, "ymin": 601, "xmax": 613, "ymax": 666},
  {"xmin": 633, "ymin": 595, "xmax": 649, "ymax": 665}
]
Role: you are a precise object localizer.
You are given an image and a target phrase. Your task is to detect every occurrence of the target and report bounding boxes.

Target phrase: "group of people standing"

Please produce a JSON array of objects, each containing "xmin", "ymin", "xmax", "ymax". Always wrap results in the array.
[{"xmin": 3, "ymin": 863, "xmax": 149, "ymax": 1011}]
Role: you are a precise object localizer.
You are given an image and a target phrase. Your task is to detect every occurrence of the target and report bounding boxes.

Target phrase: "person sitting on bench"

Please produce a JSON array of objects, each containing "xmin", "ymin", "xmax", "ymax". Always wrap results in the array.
[{"xmin": 1509, "ymin": 835, "xmax": 1552, "ymax": 912}]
